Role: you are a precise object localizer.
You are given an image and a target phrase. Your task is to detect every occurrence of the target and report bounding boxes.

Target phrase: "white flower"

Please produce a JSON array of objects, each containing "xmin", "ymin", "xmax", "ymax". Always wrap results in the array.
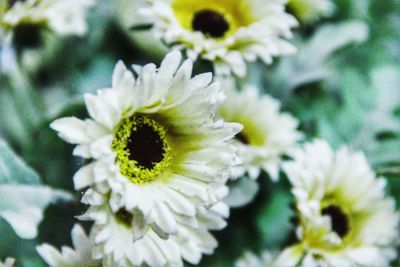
[
  {"xmin": 288, "ymin": 0, "xmax": 334, "ymax": 23},
  {"xmin": 0, "ymin": 258, "xmax": 15, "ymax": 267},
  {"xmin": 235, "ymin": 251, "xmax": 279, "ymax": 267},
  {"xmin": 36, "ymin": 224, "xmax": 100, "ymax": 267},
  {"xmin": 51, "ymin": 51, "xmax": 241, "ymax": 238},
  {"xmin": 141, "ymin": 0, "xmax": 298, "ymax": 77},
  {"xmin": 279, "ymin": 140, "xmax": 400, "ymax": 267},
  {"xmin": 175, "ymin": 188, "xmax": 230, "ymax": 264},
  {"xmin": 115, "ymin": 0, "xmax": 167, "ymax": 58},
  {"xmin": 235, "ymin": 250, "xmax": 299, "ymax": 267},
  {"xmin": 0, "ymin": 0, "xmax": 95, "ymax": 40},
  {"xmin": 219, "ymin": 80, "xmax": 301, "ymax": 181},
  {"xmin": 81, "ymin": 191, "xmax": 229, "ymax": 267}
]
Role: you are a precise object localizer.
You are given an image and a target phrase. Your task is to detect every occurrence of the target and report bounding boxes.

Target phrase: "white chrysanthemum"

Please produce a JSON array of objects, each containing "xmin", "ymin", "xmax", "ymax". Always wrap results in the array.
[
  {"xmin": 235, "ymin": 250, "xmax": 299, "ymax": 267},
  {"xmin": 81, "ymin": 190, "xmax": 229, "ymax": 267},
  {"xmin": 0, "ymin": 0, "xmax": 94, "ymax": 41},
  {"xmin": 279, "ymin": 140, "xmax": 400, "ymax": 267},
  {"xmin": 288, "ymin": 0, "xmax": 334, "ymax": 23},
  {"xmin": 51, "ymin": 51, "xmax": 241, "ymax": 238},
  {"xmin": 36, "ymin": 224, "xmax": 100, "ymax": 267},
  {"xmin": 235, "ymin": 251, "xmax": 282, "ymax": 267},
  {"xmin": 141, "ymin": 0, "xmax": 298, "ymax": 77},
  {"xmin": 219, "ymin": 80, "xmax": 301, "ymax": 180},
  {"xmin": 0, "ymin": 258, "xmax": 15, "ymax": 267}
]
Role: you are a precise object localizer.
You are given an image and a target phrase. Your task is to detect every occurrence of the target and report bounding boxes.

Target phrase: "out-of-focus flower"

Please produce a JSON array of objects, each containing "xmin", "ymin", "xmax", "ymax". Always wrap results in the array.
[
  {"xmin": 80, "ymin": 190, "xmax": 229, "ymax": 266},
  {"xmin": 235, "ymin": 250, "xmax": 304, "ymax": 267},
  {"xmin": 115, "ymin": 0, "xmax": 167, "ymax": 59},
  {"xmin": 235, "ymin": 250, "xmax": 285, "ymax": 267},
  {"xmin": 141, "ymin": 0, "xmax": 298, "ymax": 77},
  {"xmin": 218, "ymin": 79, "xmax": 301, "ymax": 181},
  {"xmin": 51, "ymin": 51, "xmax": 241, "ymax": 239},
  {"xmin": 279, "ymin": 140, "xmax": 400, "ymax": 266},
  {"xmin": 0, "ymin": 0, "xmax": 95, "ymax": 39},
  {"xmin": 36, "ymin": 225, "xmax": 100, "ymax": 267},
  {"xmin": 287, "ymin": 0, "xmax": 334, "ymax": 24},
  {"xmin": 0, "ymin": 258, "xmax": 15, "ymax": 267}
]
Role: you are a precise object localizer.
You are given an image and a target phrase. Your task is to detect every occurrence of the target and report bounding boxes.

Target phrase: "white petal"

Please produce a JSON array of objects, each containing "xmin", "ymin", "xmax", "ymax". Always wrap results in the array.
[{"xmin": 50, "ymin": 117, "xmax": 91, "ymax": 144}]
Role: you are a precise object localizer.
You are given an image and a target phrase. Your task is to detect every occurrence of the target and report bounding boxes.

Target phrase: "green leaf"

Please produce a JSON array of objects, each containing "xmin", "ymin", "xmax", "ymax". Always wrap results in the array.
[
  {"xmin": 313, "ymin": 64, "xmax": 400, "ymax": 168},
  {"xmin": 0, "ymin": 138, "xmax": 73, "ymax": 239},
  {"xmin": 0, "ymin": 184, "xmax": 71, "ymax": 239},
  {"xmin": 0, "ymin": 90, "xmax": 32, "ymax": 148},
  {"xmin": 256, "ymin": 189, "xmax": 293, "ymax": 248},
  {"xmin": 370, "ymin": 65, "xmax": 400, "ymax": 127},
  {"xmin": 303, "ymin": 20, "xmax": 369, "ymax": 66},
  {"xmin": 267, "ymin": 20, "xmax": 369, "ymax": 100},
  {"xmin": 129, "ymin": 24, "xmax": 153, "ymax": 31},
  {"xmin": 0, "ymin": 139, "xmax": 40, "ymax": 185}
]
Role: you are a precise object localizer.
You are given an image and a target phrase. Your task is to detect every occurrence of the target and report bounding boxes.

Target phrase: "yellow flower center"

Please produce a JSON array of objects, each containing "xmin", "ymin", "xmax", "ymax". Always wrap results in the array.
[
  {"xmin": 172, "ymin": 0, "xmax": 255, "ymax": 39},
  {"xmin": 112, "ymin": 115, "xmax": 172, "ymax": 184},
  {"xmin": 319, "ymin": 196, "xmax": 363, "ymax": 249},
  {"xmin": 234, "ymin": 123, "xmax": 266, "ymax": 147}
]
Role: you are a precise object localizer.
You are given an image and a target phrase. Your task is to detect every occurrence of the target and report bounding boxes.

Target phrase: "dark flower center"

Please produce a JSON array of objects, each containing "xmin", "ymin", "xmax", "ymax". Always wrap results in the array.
[
  {"xmin": 112, "ymin": 115, "xmax": 171, "ymax": 184},
  {"xmin": 235, "ymin": 131, "xmax": 250, "ymax": 145},
  {"xmin": 13, "ymin": 24, "xmax": 42, "ymax": 50},
  {"xmin": 192, "ymin": 9, "xmax": 230, "ymax": 38},
  {"xmin": 127, "ymin": 122, "xmax": 165, "ymax": 169},
  {"xmin": 115, "ymin": 208, "xmax": 133, "ymax": 227},
  {"xmin": 321, "ymin": 205, "xmax": 350, "ymax": 238}
]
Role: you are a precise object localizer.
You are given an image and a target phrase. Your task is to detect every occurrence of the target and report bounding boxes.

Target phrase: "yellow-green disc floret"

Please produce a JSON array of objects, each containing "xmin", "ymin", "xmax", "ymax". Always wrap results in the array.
[{"xmin": 112, "ymin": 115, "xmax": 172, "ymax": 184}]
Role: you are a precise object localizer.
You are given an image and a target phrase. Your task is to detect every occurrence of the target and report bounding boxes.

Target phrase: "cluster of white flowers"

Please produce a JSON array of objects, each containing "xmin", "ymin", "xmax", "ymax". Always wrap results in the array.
[
  {"xmin": 38, "ymin": 52, "xmax": 308, "ymax": 266},
  {"xmin": 2, "ymin": 1, "xmax": 392, "ymax": 267},
  {"xmin": 41, "ymin": 51, "xmax": 238, "ymax": 266}
]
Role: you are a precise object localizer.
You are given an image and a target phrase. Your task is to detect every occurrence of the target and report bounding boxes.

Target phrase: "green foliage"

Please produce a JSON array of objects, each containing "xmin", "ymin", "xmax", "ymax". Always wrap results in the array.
[
  {"xmin": 0, "ymin": 138, "xmax": 72, "ymax": 243},
  {"xmin": 0, "ymin": 139, "xmax": 40, "ymax": 185}
]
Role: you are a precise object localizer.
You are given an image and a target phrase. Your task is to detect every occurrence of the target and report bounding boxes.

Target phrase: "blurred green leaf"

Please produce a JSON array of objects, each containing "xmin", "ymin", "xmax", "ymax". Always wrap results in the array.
[
  {"xmin": 0, "ymin": 184, "xmax": 72, "ymax": 239},
  {"xmin": 0, "ymin": 90, "xmax": 33, "ymax": 148},
  {"xmin": 256, "ymin": 189, "xmax": 293, "ymax": 248},
  {"xmin": 129, "ymin": 24, "xmax": 153, "ymax": 31},
  {"xmin": 266, "ymin": 20, "xmax": 369, "ymax": 100},
  {"xmin": 0, "ymin": 138, "xmax": 72, "ymax": 239},
  {"xmin": 0, "ymin": 139, "xmax": 40, "ymax": 185}
]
